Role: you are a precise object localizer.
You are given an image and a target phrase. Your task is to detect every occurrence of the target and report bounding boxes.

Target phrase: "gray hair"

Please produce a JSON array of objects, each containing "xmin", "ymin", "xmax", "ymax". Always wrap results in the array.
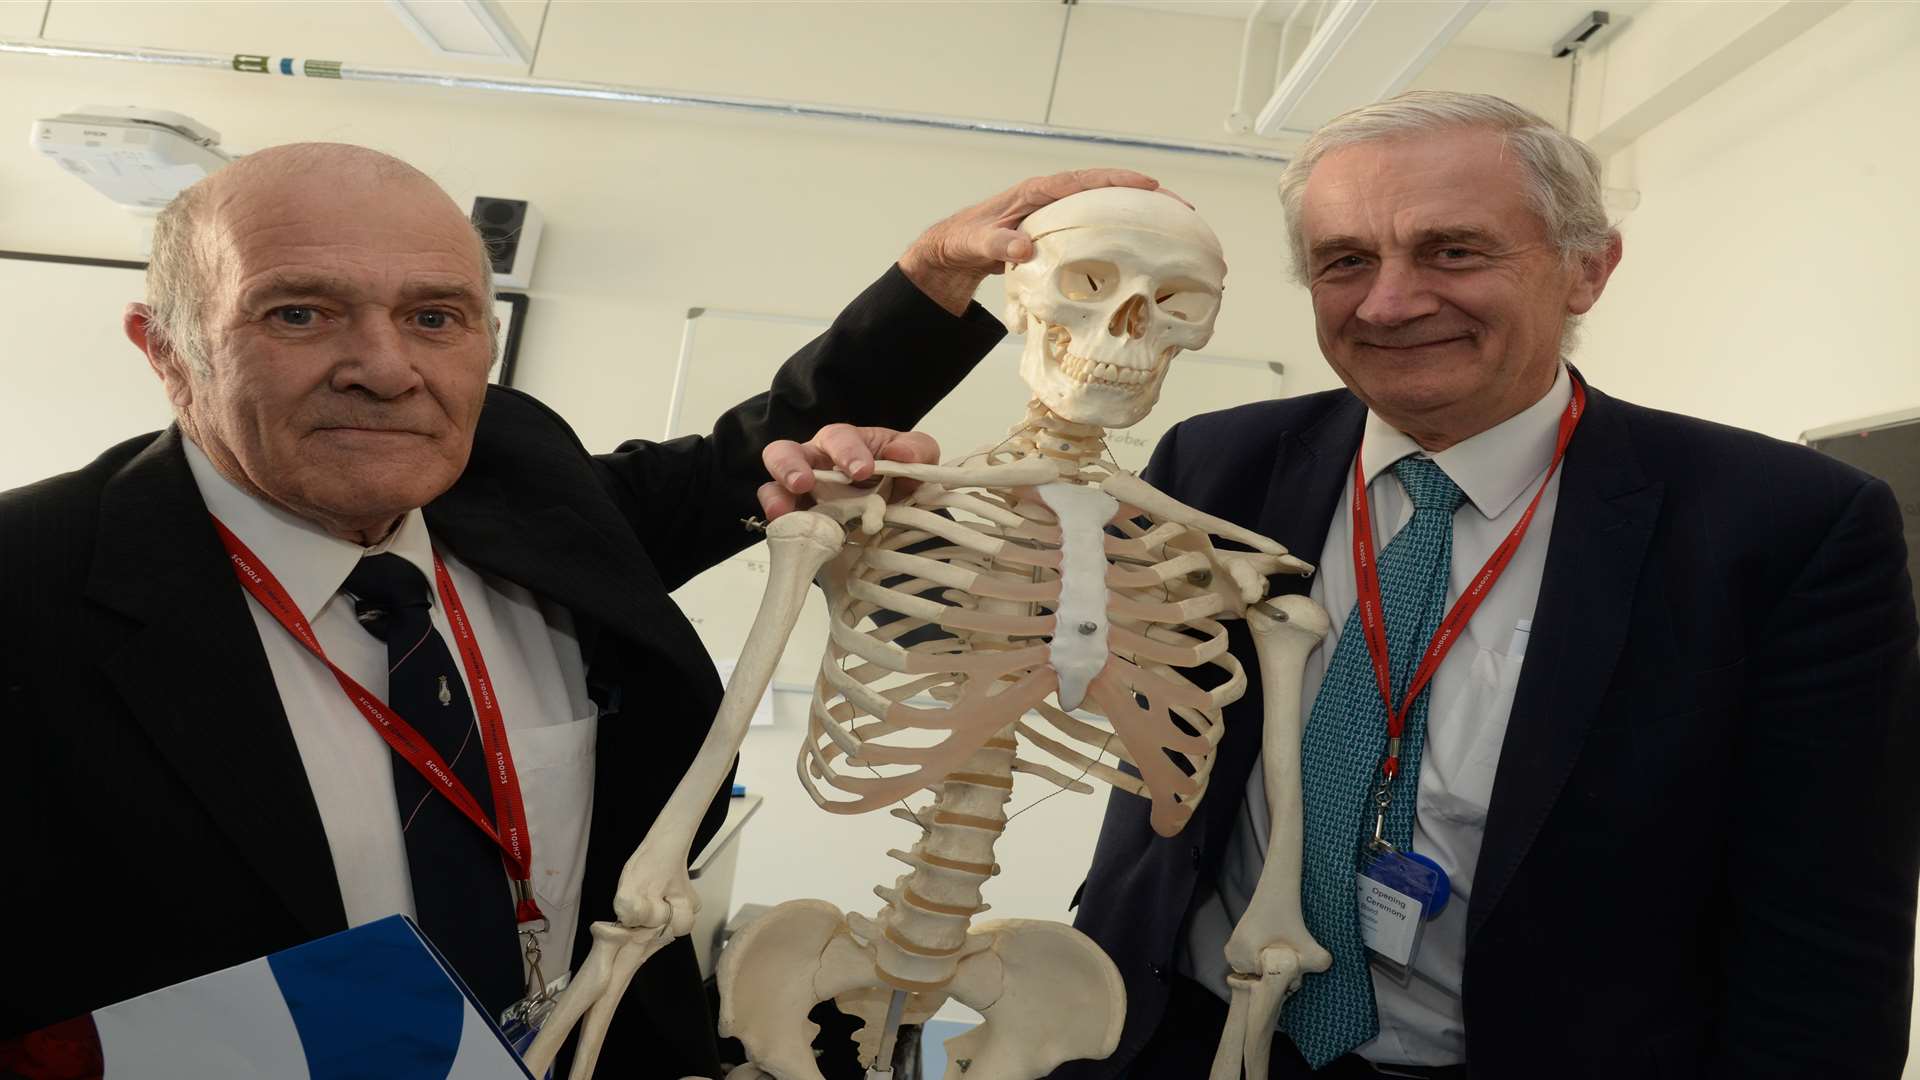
[
  {"xmin": 145, "ymin": 146, "xmax": 500, "ymax": 376},
  {"xmin": 1277, "ymin": 90, "xmax": 1615, "ymax": 282},
  {"xmin": 146, "ymin": 181, "xmax": 216, "ymax": 374}
]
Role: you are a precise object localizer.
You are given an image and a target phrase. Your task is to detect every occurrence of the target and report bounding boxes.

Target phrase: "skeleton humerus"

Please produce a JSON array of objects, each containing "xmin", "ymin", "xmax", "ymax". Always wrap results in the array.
[{"xmin": 527, "ymin": 189, "xmax": 1332, "ymax": 1080}]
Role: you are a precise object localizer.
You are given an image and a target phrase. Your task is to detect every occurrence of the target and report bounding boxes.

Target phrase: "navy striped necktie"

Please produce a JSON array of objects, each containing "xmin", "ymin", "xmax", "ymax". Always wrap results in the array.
[{"xmin": 343, "ymin": 552, "xmax": 524, "ymax": 1015}]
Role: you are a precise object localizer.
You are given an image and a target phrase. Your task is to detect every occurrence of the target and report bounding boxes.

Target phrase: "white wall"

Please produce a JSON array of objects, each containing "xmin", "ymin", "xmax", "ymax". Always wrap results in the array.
[{"xmin": 1577, "ymin": 0, "xmax": 1920, "ymax": 442}]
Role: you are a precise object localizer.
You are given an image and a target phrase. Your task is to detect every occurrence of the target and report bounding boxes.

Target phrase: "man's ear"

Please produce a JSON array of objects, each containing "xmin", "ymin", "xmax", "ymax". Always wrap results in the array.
[
  {"xmin": 1567, "ymin": 231, "xmax": 1624, "ymax": 316},
  {"xmin": 125, "ymin": 303, "xmax": 194, "ymax": 409}
]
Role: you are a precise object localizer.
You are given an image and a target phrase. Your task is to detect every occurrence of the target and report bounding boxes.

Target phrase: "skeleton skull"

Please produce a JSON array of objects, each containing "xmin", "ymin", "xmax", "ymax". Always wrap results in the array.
[{"xmin": 1005, "ymin": 188, "xmax": 1226, "ymax": 429}]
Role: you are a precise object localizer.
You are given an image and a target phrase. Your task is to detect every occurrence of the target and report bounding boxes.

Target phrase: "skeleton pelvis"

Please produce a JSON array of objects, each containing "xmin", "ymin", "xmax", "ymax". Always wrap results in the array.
[{"xmin": 718, "ymin": 900, "xmax": 1124, "ymax": 1080}]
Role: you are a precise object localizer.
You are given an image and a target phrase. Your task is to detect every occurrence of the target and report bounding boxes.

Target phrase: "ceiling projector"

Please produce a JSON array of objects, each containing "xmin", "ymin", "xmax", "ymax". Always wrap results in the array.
[{"xmin": 31, "ymin": 106, "xmax": 233, "ymax": 212}]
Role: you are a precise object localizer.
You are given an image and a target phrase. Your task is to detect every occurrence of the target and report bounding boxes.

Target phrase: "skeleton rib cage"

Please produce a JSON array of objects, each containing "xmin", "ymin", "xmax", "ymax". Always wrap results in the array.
[{"xmin": 801, "ymin": 448, "xmax": 1258, "ymax": 842}]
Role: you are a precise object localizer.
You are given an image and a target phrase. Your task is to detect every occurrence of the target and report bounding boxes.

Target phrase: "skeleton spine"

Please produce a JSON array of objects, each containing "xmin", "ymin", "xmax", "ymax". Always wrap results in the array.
[{"xmin": 872, "ymin": 730, "xmax": 1017, "ymax": 991}]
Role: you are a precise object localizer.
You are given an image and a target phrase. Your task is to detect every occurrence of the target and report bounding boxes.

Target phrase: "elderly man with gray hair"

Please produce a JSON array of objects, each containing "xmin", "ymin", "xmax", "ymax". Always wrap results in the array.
[
  {"xmin": 0, "ymin": 140, "xmax": 1159, "ymax": 1076},
  {"xmin": 1061, "ymin": 90, "xmax": 1919, "ymax": 1079}
]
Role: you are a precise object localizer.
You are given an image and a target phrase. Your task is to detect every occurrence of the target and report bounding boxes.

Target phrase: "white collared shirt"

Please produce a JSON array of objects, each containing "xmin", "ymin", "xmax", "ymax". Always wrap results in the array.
[
  {"xmin": 183, "ymin": 438, "xmax": 597, "ymax": 996},
  {"xmin": 1181, "ymin": 364, "xmax": 1572, "ymax": 1065}
]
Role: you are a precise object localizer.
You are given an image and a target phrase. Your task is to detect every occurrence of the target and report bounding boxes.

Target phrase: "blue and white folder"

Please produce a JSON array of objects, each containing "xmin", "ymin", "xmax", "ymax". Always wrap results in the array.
[{"xmin": 1, "ymin": 914, "xmax": 532, "ymax": 1079}]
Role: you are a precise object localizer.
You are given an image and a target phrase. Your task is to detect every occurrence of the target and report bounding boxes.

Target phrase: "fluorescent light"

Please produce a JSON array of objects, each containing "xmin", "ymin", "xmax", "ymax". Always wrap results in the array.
[
  {"xmin": 386, "ymin": 0, "xmax": 533, "ymax": 66},
  {"xmin": 1255, "ymin": 0, "xmax": 1487, "ymax": 137}
]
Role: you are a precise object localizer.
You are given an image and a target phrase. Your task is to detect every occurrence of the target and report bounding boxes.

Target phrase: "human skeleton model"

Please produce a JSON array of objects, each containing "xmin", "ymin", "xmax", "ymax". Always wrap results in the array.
[{"xmin": 527, "ymin": 189, "xmax": 1334, "ymax": 1080}]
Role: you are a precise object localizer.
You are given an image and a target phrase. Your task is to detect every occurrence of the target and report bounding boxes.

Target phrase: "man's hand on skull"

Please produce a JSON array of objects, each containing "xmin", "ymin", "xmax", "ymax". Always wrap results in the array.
[
  {"xmin": 758, "ymin": 423, "xmax": 940, "ymax": 519},
  {"xmin": 898, "ymin": 168, "xmax": 1167, "ymax": 316}
]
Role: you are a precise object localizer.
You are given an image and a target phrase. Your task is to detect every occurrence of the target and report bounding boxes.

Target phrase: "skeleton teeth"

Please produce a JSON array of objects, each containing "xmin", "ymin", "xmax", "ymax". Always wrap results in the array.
[
  {"xmin": 1040, "ymin": 324, "xmax": 1172, "ymax": 390},
  {"xmin": 1054, "ymin": 350, "xmax": 1163, "ymax": 387}
]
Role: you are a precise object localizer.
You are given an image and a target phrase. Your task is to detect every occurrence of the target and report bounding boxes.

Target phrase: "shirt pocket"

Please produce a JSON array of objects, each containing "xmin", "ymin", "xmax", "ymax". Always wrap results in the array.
[
  {"xmin": 1421, "ymin": 647, "xmax": 1525, "ymax": 829},
  {"xmin": 508, "ymin": 705, "xmax": 598, "ymax": 918}
]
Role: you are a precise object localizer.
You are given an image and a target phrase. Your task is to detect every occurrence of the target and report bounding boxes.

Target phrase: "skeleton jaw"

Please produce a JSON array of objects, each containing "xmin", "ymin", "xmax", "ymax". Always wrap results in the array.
[
  {"xmin": 1050, "ymin": 327, "xmax": 1175, "ymax": 389},
  {"xmin": 1022, "ymin": 319, "xmax": 1174, "ymax": 429}
]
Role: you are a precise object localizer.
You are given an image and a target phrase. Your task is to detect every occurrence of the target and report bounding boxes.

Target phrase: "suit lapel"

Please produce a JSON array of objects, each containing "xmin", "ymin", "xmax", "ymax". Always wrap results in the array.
[
  {"xmin": 87, "ymin": 429, "xmax": 347, "ymax": 937},
  {"xmin": 1198, "ymin": 395, "xmax": 1366, "ymax": 847},
  {"xmin": 1257, "ymin": 395, "xmax": 1368, "ymax": 588},
  {"xmin": 1467, "ymin": 383, "xmax": 1665, "ymax": 942},
  {"xmin": 424, "ymin": 475, "xmax": 682, "ymax": 659}
]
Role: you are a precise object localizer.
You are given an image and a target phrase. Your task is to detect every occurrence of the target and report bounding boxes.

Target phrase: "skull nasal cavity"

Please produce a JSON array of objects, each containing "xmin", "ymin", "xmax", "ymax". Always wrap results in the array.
[{"xmin": 1107, "ymin": 295, "xmax": 1149, "ymax": 339}]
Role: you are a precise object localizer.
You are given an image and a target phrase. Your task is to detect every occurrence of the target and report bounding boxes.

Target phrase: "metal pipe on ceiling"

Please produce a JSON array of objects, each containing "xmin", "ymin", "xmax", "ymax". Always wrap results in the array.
[{"xmin": 0, "ymin": 38, "xmax": 1293, "ymax": 165}]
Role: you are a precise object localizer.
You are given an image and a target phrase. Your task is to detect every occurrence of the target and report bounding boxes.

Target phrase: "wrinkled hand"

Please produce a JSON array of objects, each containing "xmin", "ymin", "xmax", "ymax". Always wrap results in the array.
[
  {"xmin": 758, "ymin": 423, "xmax": 940, "ymax": 519},
  {"xmin": 898, "ymin": 168, "xmax": 1162, "ymax": 315}
]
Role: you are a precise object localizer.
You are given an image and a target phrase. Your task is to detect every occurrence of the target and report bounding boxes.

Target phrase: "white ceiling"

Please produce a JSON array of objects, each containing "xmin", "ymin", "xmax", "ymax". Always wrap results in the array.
[
  {"xmin": 11, "ymin": 0, "xmax": 1585, "ymax": 154},
  {"xmin": 1085, "ymin": 0, "xmax": 1652, "ymax": 56}
]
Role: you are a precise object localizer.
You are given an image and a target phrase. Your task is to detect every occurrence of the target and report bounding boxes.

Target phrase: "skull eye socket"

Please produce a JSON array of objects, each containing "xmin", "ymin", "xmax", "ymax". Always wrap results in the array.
[
  {"xmin": 1057, "ymin": 261, "xmax": 1120, "ymax": 302},
  {"xmin": 1153, "ymin": 282, "xmax": 1220, "ymax": 324}
]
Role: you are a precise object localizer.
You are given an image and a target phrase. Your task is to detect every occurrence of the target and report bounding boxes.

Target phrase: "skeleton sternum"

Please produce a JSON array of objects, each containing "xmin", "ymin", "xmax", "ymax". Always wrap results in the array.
[{"xmin": 874, "ymin": 730, "xmax": 1015, "ymax": 991}]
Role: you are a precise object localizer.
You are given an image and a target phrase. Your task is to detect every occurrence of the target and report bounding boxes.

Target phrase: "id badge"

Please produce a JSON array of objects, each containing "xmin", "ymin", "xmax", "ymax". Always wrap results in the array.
[{"xmin": 1355, "ymin": 846, "xmax": 1450, "ymax": 984}]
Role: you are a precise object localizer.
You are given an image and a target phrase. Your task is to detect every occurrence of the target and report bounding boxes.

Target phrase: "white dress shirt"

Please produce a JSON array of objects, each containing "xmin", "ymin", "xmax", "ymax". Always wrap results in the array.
[
  {"xmin": 1180, "ymin": 364, "xmax": 1572, "ymax": 1065},
  {"xmin": 184, "ymin": 437, "xmax": 598, "ymax": 997}
]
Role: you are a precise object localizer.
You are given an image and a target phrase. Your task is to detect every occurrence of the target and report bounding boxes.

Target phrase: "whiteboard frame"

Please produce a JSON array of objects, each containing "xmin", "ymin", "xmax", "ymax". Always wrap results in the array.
[{"xmin": 1802, "ymin": 406, "xmax": 1920, "ymax": 445}]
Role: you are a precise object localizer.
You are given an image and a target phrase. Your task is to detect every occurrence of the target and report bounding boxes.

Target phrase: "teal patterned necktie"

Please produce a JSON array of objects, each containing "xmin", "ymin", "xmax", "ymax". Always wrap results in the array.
[{"xmin": 1281, "ymin": 455, "xmax": 1466, "ymax": 1068}]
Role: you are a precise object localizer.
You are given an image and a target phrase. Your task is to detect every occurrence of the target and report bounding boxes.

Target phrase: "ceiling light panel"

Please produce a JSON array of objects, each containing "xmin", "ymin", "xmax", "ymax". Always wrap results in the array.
[{"xmin": 387, "ymin": 0, "xmax": 533, "ymax": 66}]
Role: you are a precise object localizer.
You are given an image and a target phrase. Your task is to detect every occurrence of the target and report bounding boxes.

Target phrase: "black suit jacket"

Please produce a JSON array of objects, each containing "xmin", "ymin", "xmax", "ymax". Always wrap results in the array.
[
  {"xmin": 1065, "ymin": 378, "xmax": 1920, "ymax": 1079},
  {"xmin": 0, "ymin": 266, "xmax": 1003, "ymax": 1077}
]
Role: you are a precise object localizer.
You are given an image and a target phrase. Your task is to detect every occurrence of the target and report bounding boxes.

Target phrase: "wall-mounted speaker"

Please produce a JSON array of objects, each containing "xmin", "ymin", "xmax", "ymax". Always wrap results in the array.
[{"xmin": 470, "ymin": 195, "xmax": 543, "ymax": 289}]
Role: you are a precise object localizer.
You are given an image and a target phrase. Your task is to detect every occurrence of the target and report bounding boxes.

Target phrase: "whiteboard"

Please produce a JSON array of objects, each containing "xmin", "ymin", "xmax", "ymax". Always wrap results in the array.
[
  {"xmin": 0, "ymin": 254, "xmax": 176, "ymax": 492},
  {"xmin": 665, "ymin": 307, "xmax": 1285, "ymax": 715}
]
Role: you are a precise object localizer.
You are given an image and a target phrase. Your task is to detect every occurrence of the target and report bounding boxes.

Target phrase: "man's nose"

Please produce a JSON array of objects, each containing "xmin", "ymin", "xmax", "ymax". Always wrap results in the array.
[
  {"xmin": 333, "ymin": 316, "xmax": 424, "ymax": 398},
  {"xmin": 1353, "ymin": 258, "xmax": 1441, "ymax": 327}
]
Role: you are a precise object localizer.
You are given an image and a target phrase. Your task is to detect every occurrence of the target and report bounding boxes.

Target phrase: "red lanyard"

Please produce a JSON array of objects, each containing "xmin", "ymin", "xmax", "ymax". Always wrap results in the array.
[
  {"xmin": 212, "ymin": 518, "xmax": 546, "ymax": 926},
  {"xmin": 1351, "ymin": 375, "xmax": 1586, "ymax": 787}
]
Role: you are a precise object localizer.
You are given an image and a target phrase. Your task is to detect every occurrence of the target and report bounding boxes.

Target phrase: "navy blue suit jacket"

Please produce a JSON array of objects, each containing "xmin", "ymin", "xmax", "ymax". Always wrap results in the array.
[{"xmin": 1065, "ymin": 378, "xmax": 1920, "ymax": 1079}]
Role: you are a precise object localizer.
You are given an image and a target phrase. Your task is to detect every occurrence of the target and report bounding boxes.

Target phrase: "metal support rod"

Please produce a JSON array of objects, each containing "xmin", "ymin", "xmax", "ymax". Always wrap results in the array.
[
  {"xmin": 867, "ymin": 987, "xmax": 911, "ymax": 1079},
  {"xmin": 0, "ymin": 38, "xmax": 1293, "ymax": 165}
]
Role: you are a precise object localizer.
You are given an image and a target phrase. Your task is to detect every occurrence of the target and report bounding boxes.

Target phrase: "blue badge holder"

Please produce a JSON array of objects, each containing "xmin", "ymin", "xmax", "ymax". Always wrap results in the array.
[{"xmin": 1358, "ymin": 846, "xmax": 1451, "ymax": 985}]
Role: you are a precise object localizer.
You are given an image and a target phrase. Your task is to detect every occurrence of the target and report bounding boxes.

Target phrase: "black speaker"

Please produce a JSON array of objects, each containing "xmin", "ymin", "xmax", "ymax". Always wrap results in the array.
[{"xmin": 470, "ymin": 196, "xmax": 541, "ymax": 288}]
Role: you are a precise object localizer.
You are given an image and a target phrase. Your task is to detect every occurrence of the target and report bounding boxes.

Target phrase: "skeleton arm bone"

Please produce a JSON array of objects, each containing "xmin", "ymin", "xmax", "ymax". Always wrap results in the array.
[
  {"xmin": 611, "ymin": 510, "xmax": 849, "ymax": 929},
  {"xmin": 1210, "ymin": 595, "xmax": 1334, "ymax": 1080},
  {"xmin": 1224, "ymin": 595, "xmax": 1333, "ymax": 975},
  {"xmin": 527, "ymin": 512, "xmax": 847, "ymax": 1080}
]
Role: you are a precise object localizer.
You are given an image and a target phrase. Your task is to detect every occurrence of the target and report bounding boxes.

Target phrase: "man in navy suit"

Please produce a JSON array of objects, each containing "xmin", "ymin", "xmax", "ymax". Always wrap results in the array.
[{"xmin": 1063, "ymin": 91, "xmax": 1920, "ymax": 1079}]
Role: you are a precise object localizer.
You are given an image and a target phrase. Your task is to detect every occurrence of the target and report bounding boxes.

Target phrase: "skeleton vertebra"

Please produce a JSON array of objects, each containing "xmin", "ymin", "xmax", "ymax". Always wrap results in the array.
[{"xmin": 528, "ymin": 189, "xmax": 1331, "ymax": 1080}]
